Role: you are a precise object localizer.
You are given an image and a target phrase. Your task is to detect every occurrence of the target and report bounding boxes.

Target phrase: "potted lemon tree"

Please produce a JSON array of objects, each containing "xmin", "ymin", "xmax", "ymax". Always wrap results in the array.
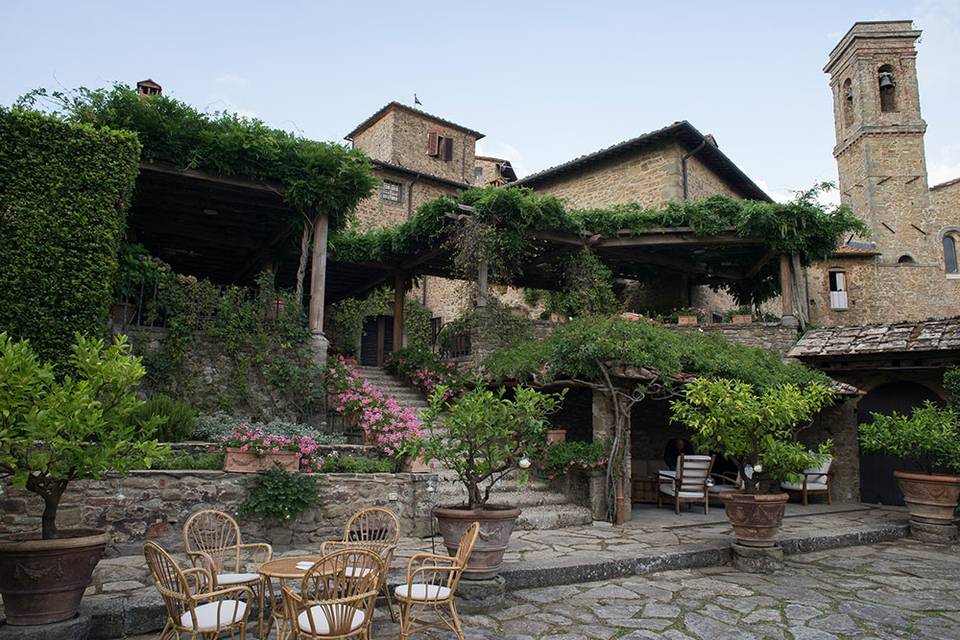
[
  {"xmin": 859, "ymin": 401, "xmax": 960, "ymax": 542},
  {"xmin": 414, "ymin": 385, "xmax": 563, "ymax": 579},
  {"xmin": 0, "ymin": 333, "xmax": 166, "ymax": 626},
  {"xmin": 671, "ymin": 377, "xmax": 833, "ymax": 548}
]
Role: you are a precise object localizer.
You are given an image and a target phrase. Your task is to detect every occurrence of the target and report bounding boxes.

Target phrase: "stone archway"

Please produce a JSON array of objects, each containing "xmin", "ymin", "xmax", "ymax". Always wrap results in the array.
[{"xmin": 857, "ymin": 381, "xmax": 943, "ymax": 505}]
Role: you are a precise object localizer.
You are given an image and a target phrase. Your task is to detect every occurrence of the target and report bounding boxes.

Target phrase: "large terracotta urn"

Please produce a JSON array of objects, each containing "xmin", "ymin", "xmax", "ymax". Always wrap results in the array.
[
  {"xmin": 894, "ymin": 471, "xmax": 960, "ymax": 526},
  {"xmin": 723, "ymin": 493, "xmax": 789, "ymax": 547},
  {"xmin": 0, "ymin": 529, "xmax": 110, "ymax": 625},
  {"xmin": 433, "ymin": 505, "xmax": 521, "ymax": 580}
]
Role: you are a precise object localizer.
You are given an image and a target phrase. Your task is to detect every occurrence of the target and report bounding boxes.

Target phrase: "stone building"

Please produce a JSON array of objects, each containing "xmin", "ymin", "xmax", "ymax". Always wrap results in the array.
[
  {"xmin": 790, "ymin": 21, "xmax": 960, "ymax": 506},
  {"xmin": 808, "ymin": 21, "xmax": 960, "ymax": 326},
  {"xmin": 514, "ymin": 121, "xmax": 774, "ymax": 317}
]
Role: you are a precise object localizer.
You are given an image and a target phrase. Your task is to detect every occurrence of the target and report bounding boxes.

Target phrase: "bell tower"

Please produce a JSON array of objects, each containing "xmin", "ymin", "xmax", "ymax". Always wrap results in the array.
[{"xmin": 824, "ymin": 21, "xmax": 930, "ymax": 261}]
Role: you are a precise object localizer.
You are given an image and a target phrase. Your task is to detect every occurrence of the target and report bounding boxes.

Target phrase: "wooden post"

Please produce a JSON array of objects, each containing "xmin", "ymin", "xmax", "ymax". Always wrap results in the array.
[
  {"xmin": 393, "ymin": 272, "xmax": 405, "ymax": 353},
  {"xmin": 477, "ymin": 258, "xmax": 489, "ymax": 307},
  {"xmin": 779, "ymin": 253, "xmax": 796, "ymax": 325},
  {"xmin": 308, "ymin": 214, "xmax": 329, "ymax": 334}
]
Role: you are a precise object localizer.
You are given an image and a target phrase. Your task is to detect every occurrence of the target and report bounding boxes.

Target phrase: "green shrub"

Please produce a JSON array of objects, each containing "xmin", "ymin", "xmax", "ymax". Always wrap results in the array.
[
  {"xmin": 318, "ymin": 455, "xmax": 394, "ymax": 474},
  {"xmin": 133, "ymin": 394, "xmax": 197, "ymax": 442},
  {"xmin": 859, "ymin": 402, "xmax": 960, "ymax": 474},
  {"xmin": 945, "ymin": 367, "xmax": 960, "ymax": 408},
  {"xmin": 237, "ymin": 467, "xmax": 318, "ymax": 524},
  {"xmin": 137, "ymin": 450, "xmax": 224, "ymax": 470},
  {"xmin": 0, "ymin": 108, "xmax": 141, "ymax": 363},
  {"xmin": 540, "ymin": 441, "xmax": 608, "ymax": 479},
  {"xmin": 192, "ymin": 411, "xmax": 347, "ymax": 444}
]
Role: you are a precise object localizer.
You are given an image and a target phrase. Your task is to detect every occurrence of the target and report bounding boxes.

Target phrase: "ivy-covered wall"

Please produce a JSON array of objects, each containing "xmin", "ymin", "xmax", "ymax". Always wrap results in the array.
[{"xmin": 0, "ymin": 108, "xmax": 141, "ymax": 361}]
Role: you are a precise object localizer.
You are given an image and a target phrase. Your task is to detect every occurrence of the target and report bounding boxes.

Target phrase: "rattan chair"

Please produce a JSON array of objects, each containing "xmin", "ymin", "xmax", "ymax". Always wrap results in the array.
[
  {"xmin": 183, "ymin": 510, "xmax": 271, "ymax": 594},
  {"xmin": 144, "ymin": 540, "xmax": 253, "ymax": 640},
  {"xmin": 281, "ymin": 547, "xmax": 382, "ymax": 640},
  {"xmin": 657, "ymin": 454, "xmax": 716, "ymax": 514},
  {"xmin": 326, "ymin": 507, "xmax": 401, "ymax": 620},
  {"xmin": 394, "ymin": 521, "xmax": 480, "ymax": 640}
]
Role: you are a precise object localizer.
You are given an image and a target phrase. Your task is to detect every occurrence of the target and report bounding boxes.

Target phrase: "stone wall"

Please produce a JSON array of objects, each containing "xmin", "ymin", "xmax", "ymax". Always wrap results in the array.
[
  {"xmin": 666, "ymin": 322, "xmax": 799, "ymax": 355},
  {"xmin": 390, "ymin": 108, "xmax": 478, "ymax": 185},
  {"xmin": 802, "ymin": 398, "xmax": 860, "ymax": 502},
  {"xmin": 684, "ymin": 153, "xmax": 744, "ymax": 200},
  {"xmin": 0, "ymin": 471, "xmax": 438, "ymax": 556},
  {"xmin": 528, "ymin": 142, "xmax": 682, "ymax": 208},
  {"xmin": 350, "ymin": 110, "xmax": 396, "ymax": 165},
  {"xmin": 353, "ymin": 166, "xmax": 453, "ymax": 232}
]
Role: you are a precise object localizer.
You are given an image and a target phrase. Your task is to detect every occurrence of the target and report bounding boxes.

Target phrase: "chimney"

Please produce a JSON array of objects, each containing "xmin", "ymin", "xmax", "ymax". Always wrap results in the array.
[{"xmin": 137, "ymin": 79, "xmax": 162, "ymax": 97}]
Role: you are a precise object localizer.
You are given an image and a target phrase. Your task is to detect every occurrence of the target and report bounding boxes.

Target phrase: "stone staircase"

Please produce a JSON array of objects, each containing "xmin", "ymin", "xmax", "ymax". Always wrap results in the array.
[{"xmin": 354, "ymin": 365, "xmax": 594, "ymax": 530}]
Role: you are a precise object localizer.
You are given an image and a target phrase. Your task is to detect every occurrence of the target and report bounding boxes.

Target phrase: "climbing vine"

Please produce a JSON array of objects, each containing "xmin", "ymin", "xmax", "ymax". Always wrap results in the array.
[
  {"xmin": 326, "ymin": 287, "xmax": 433, "ymax": 355},
  {"xmin": 524, "ymin": 248, "xmax": 618, "ymax": 319}
]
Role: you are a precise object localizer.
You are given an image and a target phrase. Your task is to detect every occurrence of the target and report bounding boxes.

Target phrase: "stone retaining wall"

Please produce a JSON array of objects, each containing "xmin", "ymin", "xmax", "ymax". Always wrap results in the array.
[
  {"xmin": 0, "ymin": 470, "xmax": 438, "ymax": 557},
  {"xmin": 667, "ymin": 322, "xmax": 800, "ymax": 355}
]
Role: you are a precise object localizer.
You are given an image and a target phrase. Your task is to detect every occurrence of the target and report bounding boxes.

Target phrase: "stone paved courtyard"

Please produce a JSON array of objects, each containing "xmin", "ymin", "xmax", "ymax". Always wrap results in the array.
[{"xmin": 363, "ymin": 540, "xmax": 959, "ymax": 640}]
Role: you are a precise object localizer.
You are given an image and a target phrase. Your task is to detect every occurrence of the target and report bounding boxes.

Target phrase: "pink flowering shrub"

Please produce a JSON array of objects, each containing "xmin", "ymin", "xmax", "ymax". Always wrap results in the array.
[
  {"xmin": 222, "ymin": 427, "xmax": 323, "ymax": 472},
  {"xmin": 326, "ymin": 356, "xmax": 424, "ymax": 457},
  {"xmin": 384, "ymin": 348, "xmax": 461, "ymax": 402}
]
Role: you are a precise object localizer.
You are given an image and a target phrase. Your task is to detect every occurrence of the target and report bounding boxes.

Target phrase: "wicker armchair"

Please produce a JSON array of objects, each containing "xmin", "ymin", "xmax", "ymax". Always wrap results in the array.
[
  {"xmin": 144, "ymin": 540, "xmax": 253, "ymax": 640},
  {"xmin": 325, "ymin": 507, "xmax": 401, "ymax": 621},
  {"xmin": 281, "ymin": 547, "xmax": 382, "ymax": 640},
  {"xmin": 183, "ymin": 510, "xmax": 271, "ymax": 594},
  {"xmin": 394, "ymin": 521, "xmax": 480, "ymax": 640}
]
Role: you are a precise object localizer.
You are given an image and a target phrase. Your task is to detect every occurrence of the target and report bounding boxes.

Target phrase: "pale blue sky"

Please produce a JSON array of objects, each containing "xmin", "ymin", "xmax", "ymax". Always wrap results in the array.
[{"xmin": 2, "ymin": 1, "xmax": 958, "ymax": 202}]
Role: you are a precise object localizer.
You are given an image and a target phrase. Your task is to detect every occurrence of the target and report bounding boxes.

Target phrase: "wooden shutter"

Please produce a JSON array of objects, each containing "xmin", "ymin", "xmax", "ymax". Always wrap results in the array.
[
  {"xmin": 427, "ymin": 132, "xmax": 439, "ymax": 156},
  {"xmin": 442, "ymin": 137, "xmax": 454, "ymax": 161}
]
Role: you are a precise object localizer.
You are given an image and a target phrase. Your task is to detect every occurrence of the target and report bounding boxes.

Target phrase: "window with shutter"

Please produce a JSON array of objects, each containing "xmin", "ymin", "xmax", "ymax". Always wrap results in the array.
[
  {"xmin": 828, "ymin": 270, "xmax": 849, "ymax": 310},
  {"xmin": 426, "ymin": 132, "xmax": 440, "ymax": 157},
  {"xmin": 442, "ymin": 137, "xmax": 454, "ymax": 161}
]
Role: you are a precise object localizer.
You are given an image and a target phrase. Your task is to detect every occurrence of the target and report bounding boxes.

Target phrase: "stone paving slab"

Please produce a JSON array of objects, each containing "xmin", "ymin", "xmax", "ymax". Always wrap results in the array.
[{"xmin": 117, "ymin": 539, "xmax": 960, "ymax": 639}]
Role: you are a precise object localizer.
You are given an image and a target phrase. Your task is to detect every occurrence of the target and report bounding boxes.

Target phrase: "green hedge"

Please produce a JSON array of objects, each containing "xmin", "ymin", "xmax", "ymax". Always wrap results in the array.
[{"xmin": 0, "ymin": 108, "xmax": 141, "ymax": 362}]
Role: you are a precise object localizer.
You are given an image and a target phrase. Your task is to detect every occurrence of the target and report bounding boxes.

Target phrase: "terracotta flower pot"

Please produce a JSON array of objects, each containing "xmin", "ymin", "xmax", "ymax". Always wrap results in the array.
[
  {"xmin": 433, "ymin": 505, "xmax": 521, "ymax": 580},
  {"xmin": 0, "ymin": 529, "xmax": 110, "ymax": 625},
  {"xmin": 677, "ymin": 315, "xmax": 699, "ymax": 326},
  {"xmin": 223, "ymin": 448, "xmax": 299, "ymax": 473},
  {"xmin": 894, "ymin": 471, "xmax": 960, "ymax": 525},
  {"xmin": 723, "ymin": 492, "xmax": 789, "ymax": 547},
  {"xmin": 732, "ymin": 314, "xmax": 753, "ymax": 325},
  {"xmin": 400, "ymin": 455, "xmax": 432, "ymax": 473},
  {"xmin": 546, "ymin": 429, "xmax": 567, "ymax": 445}
]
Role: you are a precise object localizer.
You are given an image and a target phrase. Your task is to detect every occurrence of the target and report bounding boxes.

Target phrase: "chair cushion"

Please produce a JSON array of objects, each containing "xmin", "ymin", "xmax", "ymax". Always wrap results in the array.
[
  {"xmin": 804, "ymin": 456, "xmax": 832, "ymax": 485},
  {"xmin": 297, "ymin": 605, "xmax": 365, "ymax": 634},
  {"xmin": 180, "ymin": 600, "xmax": 246, "ymax": 631},
  {"xmin": 394, "ymin": 583, "xmax": 451, "ymax": 601},
  {"xmin": 659, "ymin": 484, "xmax": 706, "ymax": 498},
  {"xmin": 781, "ymin": 481, "xmax": 829, "ymax": 492},
  {"xmin": 217, "ymin": 572, "xmax": 260, "ymax": 585},
  {"xmin": 344, "ymin": 565, "xmax": 373, "ymax": 579}
]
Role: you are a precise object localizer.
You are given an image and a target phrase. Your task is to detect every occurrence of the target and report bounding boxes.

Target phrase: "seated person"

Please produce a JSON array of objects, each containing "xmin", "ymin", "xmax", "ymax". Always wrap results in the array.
[{"xmin": 663, "ymin": 437, "xmax": 695, "ymax": 470}]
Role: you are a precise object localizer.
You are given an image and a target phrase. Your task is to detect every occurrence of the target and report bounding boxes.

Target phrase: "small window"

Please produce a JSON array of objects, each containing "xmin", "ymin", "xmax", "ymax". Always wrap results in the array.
[
  {"xmin": 944, "ymin": 234, "xmax": 959, "ymax": 274},
  {"xmin": 474, "ymin": 166, "xmax": 484, "ymax": 183},
  {"xmin": 381, "ymin": 181, "xmax": 402, "ymax": 203},
  {"xmin": 878, "ymin": 64, "xmax": 897, "ymax": 113},
  {"xmin": 426, "ymin": 132, "xmax": 454, "ymax": 161},
  {"xmin": 842, "ymin": 79, "xmax": 854, "ymax": 127},
  {"xmin": 898, "ymin": 255, "xmax": 916, "ymax": 264},
  {"xmin": 829, "ymin": 270, "xmax": 849, "ymax": 310}
]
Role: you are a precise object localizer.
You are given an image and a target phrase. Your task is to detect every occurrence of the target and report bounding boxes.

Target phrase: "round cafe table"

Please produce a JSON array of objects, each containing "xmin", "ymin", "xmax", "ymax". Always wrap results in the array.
[{"xmin": 258, "ymin": 555, "xmax": 329, "ymax": 639}]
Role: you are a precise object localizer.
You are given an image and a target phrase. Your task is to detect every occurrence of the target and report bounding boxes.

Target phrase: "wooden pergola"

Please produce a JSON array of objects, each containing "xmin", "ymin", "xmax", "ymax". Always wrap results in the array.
[{"xmin": 128, "ymin": 168, "xmax": 799, "ymax": 352}]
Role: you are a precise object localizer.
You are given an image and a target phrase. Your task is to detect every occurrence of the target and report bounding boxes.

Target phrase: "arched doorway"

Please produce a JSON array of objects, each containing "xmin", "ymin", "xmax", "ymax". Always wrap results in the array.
[{"xmin": 857, "ymin": 381, "xmax": 943, "ymax": 505}]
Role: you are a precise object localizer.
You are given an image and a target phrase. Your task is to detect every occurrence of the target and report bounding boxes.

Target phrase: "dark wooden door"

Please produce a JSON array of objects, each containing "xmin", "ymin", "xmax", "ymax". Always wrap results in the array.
[
  {"xmin": 857, "ymin": 381, "xmax": 943, "ymax": 505},
  {"xmin": 359, "ymin": 315, "xmax": 394, "ymax": 367}
]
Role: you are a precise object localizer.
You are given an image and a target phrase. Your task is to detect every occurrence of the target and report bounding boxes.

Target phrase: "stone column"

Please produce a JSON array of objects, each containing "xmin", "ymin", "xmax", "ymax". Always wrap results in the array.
[
  {"xmin": 307, "ymin": 213, "xmax": 330, "ymax": 365},
  {"xmin": 805, "ymin": 397, "xmax": 860, "ymax": 502}
]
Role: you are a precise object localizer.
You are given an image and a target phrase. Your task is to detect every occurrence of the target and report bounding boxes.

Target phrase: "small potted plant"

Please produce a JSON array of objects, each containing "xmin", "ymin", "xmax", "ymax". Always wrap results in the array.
[
  {"xmin": 414, "ymin": 385, "xmax": 564, "ymax": 578},
  {"xmin": 670, "ymin": 307, "xmax": 705, "ymax": 326},
  {"xmin": 0, "ymin": 333, "xmax": 167, "ymax": 626},
  {"xmin": 671, "ymin": 377, "xmax": 833, "ymax": 548},
  {"xmin": 221, "ymin": 428, "xmax": 309, "ymax": 473},
  {"xmin": 546, "ymin": 426, "xmax": 567, "ymax": 445},
  {"xmin": 858, "ymin": 401, "xmax": 960, "ymax": 540}
]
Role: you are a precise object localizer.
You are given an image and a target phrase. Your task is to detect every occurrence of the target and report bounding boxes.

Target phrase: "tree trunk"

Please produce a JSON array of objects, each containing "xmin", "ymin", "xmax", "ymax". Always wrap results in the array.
[
  {"xmin": 295, "ymin": 221, "xmax": 312, "ymax": 305},
  {"xmin": 26, "ymin": 476, "xmax": 68, "ymax": 540}
]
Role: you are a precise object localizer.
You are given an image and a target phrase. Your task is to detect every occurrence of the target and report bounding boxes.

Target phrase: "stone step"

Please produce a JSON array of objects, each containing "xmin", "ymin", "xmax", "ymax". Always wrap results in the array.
[{"xmin": 516, "ymin": 504, "xmax": 594, "ymax": 530}]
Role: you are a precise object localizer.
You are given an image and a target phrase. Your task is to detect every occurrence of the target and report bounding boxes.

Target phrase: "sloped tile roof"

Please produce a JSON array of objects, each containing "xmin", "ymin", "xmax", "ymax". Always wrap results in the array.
[
  {"xmin": 346, "ymin": 101, "xmax": 484, "ymax": 141},
  {"xmin": 788, "ymin": 317, "xmax": 960, "ymax": 358}
]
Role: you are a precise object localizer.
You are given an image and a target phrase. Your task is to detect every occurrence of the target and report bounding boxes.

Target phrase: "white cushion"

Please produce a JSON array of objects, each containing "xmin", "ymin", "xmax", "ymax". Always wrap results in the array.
[
  {"xmin": 297, "ymin": 605, "xmax": 365, "ymax": 634},
  {"xmin": 803, "ymin": 456, "xmax": 832, "ymax": 484},
  {"xmin": 180, "ymin": 600, "xmax": 246, "ymax": 631},
  {"xmin": 781, "ymin": 481, "xmax": 829, "ymax": 491},
  {"xmin": 394, "ymin": 583, "xmax": 451, "ymax": 601},
  {"xmin": 659, "ymin": 485, "xmax": 706, "ymax": 498},
  {"xmin": 344, "ymin": 566, "xmax": 372, "ymax": 579},
  {"xmin": 217, "ymin": 572, "xmax": 260, "ymax": 585}
]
